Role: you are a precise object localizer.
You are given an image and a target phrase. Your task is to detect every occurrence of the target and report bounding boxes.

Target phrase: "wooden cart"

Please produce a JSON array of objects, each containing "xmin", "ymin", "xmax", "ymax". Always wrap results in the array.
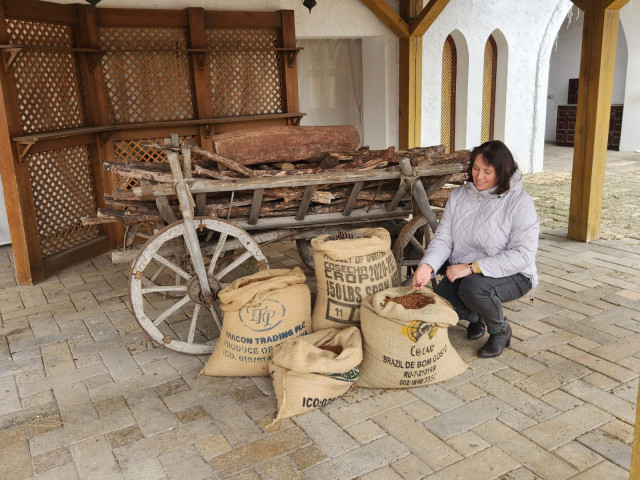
[{"xmin": 118, "ymin": 137, "xmax": 465, "ymax": 354}]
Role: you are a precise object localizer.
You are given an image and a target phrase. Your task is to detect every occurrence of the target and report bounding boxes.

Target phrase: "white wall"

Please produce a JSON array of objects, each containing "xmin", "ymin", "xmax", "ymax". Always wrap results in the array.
[
  {"xmin": 421, "ymin": 0, "xmax": 574, "ymax": 173},
  {"xmin": 620, "ymin": 3, "xmax": 640, "ymax": 152},
  {"xmin": 545, "ymin": 9, "xmax": 628, "ymax": 143}
]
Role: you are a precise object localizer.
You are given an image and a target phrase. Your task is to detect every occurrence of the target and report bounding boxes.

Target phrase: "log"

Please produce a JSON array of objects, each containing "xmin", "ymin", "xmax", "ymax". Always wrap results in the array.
[
  {"xmin": 104, "ymin": 162, "xmax": 176, "ymax": 183},
  {"xmin": 212, "ymin": 125, "xmax": 361, "ymax": 165}
]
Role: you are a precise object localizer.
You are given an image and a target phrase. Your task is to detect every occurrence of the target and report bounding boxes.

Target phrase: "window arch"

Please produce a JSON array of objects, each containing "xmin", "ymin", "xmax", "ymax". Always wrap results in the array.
[
  {"xmin": 441, "ymin": 35, "xmax": 457, "ymax": 153},
  {"xmin": 481, "ymin": 35, "xmax": 497, "ymax": 143}
]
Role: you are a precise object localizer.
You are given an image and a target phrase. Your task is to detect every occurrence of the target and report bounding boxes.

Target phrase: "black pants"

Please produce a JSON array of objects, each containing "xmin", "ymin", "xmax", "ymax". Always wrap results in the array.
[{"xmin": 434, "ymin": 273, "xmax": 532, "ymax": 334}]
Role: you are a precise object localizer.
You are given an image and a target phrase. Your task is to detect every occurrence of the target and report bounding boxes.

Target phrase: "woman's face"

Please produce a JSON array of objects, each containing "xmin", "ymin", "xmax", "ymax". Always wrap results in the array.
[{"xmin": 472, "ymin": 154, "xmax": 497, "ymax": 191}]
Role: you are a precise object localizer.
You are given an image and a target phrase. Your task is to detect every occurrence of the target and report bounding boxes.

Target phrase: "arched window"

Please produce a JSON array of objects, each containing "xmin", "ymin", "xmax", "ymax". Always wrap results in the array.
[
  {"xmin": 441, "ymin": 35, "xmax": 457, "ymax": 153},
  {"xmin": 481, "ymin": 35, "xmax": 497, "ymax": 143}
]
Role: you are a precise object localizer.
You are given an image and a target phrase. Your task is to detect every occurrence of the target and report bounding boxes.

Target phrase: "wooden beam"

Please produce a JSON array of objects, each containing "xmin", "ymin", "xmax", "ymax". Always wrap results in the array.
[
  {"xmin": 604, "ymin": 0, "xmax": 630, "ymax": 10},
  {"xmin": 398, "ymin": 1, "xmax": 423, "ymax": 148},
  {"xmin": 0, "ymin": 2, "xmax": 44, "ymax": 284},
  {"xmin": 567, "ymin": 4, "xmax": 621, "ymax": 241},
  {"xmin": 570, "ymin": 0, "xmax": 588, "ymax": 11},
  {"xmin": 632, "ymin": 378, "xmax": 640, "ymax": 480},
  {"xmin": 399, "ymin": 35, "xmax": 421, "ymax": 148},
  {"xmin": 359, "ymin": 0, "xmax": 410, "ymax": 38},
  {"xmin": 410, "ymin": 0, "xmax": 450, "ymax": 37}
]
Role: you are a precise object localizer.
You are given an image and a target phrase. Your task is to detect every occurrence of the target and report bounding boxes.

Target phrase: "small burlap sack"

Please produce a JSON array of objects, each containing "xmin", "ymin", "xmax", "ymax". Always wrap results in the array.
[
  {"xmin": 269, "ymin": 327, "xmax": 362, "ymax": 423},
  {"xmin": 200, "ymin": 267, "xmax": 310, "ymax": 377},
  {"xmin": 356, "ymin": 286, "xmax": 466, "ymax": 388},
  {"xmin": 311, "ymin": 228, "xmax": 399, "ymax": 331}
]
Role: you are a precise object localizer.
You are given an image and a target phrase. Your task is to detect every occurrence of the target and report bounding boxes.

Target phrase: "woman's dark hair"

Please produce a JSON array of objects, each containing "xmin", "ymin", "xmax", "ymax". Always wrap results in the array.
[{"xmin": 466, "ymin": 140, "xmax": 518, "ymax": 195}]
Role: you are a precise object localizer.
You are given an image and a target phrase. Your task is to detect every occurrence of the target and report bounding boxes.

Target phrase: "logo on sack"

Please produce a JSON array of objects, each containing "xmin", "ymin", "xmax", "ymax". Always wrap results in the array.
[
  {"xmin": 329, "ymin": 365, "xmax": 360, "ymax": 382},
  {"xmin": 401, "ymin": 320, "xmax": 438, "ymax": 343},
  {"xmin": 239, "ymin": 299, "xmax": 285, "ymax": 332}
]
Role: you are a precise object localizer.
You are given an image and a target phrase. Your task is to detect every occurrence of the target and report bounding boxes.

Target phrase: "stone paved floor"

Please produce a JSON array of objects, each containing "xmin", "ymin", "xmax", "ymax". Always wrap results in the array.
[{"xmin": 0, "ymin": 145, "xmax": 639, "ymax": 480}]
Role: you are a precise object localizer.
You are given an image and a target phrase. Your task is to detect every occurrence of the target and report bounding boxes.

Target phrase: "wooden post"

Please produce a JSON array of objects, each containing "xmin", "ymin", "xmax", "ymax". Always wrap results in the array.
[
  {"xmin": 399, "ymin": 1, "xmax": 422, "ymax": 149},
  {"xmin": 75, "ymin": 4, "xmax": 122, "ymax": 249},
  {"xmin": 279, "ymin": 10, "xmax": 300, "ymax": 114},
  {"xmin": 186, "ymin": 7, "xmax": 212, "ymax": 216},
  {"xmin": 0, "ymin": 3, "xmax": 44, "ymax": 284},
  {"xmin": 186, "ymin": 7, "xmax": 214, "ymax": 150},
  {"xmin": 632, "ymin": 378, "xmax": 640, "ymax": 479},
  {"xmin": 567, "ymin": 0, "xmax": 628, "ymax": 241}
]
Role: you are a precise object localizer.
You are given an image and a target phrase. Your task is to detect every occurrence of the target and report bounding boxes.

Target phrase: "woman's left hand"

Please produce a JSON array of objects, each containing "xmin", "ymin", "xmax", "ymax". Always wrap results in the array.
[{"xmin": 446, "ymin": 263, "xmax": 472, "ymax": 282}]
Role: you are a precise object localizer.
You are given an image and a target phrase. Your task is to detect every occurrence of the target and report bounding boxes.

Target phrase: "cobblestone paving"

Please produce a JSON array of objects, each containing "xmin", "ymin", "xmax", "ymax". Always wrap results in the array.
[{"xmin": 0, "ymin": 146, "xmax": 638, "ymax": 479}]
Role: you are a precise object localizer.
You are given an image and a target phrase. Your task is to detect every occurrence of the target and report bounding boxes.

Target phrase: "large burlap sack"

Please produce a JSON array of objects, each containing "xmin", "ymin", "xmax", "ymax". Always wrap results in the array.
[
  {"xmin": 269, "ymin": 327, "xmax": 362, "ymax": 423},
  {"xmin": 356, "ymin": 286, "xmax": 466, "ymax": 388},
  {"xmin": 311, "ymin": 228, "xmax": 399, "ymax": 331},
  {"xmin": 200, "ymin": 267, "xmax": 310, "ymax": 377}
]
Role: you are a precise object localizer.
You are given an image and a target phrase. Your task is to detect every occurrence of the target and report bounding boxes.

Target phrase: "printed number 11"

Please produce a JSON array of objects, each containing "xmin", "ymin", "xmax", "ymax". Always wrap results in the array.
[{"xmin": 335, "ymin": 308, "xmax": 344, "ymax": 317}]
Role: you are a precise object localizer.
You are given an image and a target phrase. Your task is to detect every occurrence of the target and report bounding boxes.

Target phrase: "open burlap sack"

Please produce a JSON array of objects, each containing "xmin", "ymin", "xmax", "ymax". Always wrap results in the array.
[
  {"xmin": 269, "ymin": 327, "xmax": 362, "ymax": 423},
  {"xmin": 355, "ymin": 286, "xmax": 466, "ymax": 388},
  {"xmin": 200, "ymin": 267, "xmax": 310, "ymax": 377},
  {"xmin": 311, "ymin": 228, "xmax": 399, "ymax": 331}
]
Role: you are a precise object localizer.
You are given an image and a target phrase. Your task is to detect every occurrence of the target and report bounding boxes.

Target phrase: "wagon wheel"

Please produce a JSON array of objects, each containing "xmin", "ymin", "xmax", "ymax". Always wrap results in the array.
[
  {"xmin": 392, "ymin": 214, "xmax": 435, "ymax": 288},
  {"xmin": 129, "ymin": 217, "xmax": 268, "ymax": 355}
]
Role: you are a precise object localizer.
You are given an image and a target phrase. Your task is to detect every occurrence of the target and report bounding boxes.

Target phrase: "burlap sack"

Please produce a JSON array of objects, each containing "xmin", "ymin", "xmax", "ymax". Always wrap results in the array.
[
  {"xmin": 269, "ymin": 327, "xmax": 362, "ymax": 423},
  {"xmin": 311, "ymin": 228, "xmax": 399, "ymax": 331},
  {"xmin": 200, "ymin": 267, "xmax": 310, "ymax": 377},
  {"xmin": 356, "ymin": 286, "xmax": 466, "ymax": 388}
]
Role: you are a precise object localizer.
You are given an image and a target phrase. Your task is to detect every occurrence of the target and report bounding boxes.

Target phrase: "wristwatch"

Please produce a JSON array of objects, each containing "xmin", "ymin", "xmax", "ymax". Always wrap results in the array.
[{"xmin": 468, "ymin": 263, "xmax": 474, "ymax": 274}]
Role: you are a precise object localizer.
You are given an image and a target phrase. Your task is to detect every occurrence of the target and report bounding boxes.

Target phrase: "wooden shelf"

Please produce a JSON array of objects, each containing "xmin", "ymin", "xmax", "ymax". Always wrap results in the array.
[
  {"xmin": 0, "ymin": 44, "xmax": 303, "ymax": 71},
  {"xmin": 11, "ymin": 112, "xmax": 306, "ymax": 160}
]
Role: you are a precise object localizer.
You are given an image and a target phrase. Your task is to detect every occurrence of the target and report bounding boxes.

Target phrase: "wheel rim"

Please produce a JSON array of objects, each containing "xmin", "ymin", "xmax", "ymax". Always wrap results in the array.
[
  {"xmin": 295, "ymin": 239, "xmax": 314, "ymax": 270},
  {"xmin": 392, "ymin": 215, "xmax": 431, "ymax": 284},
  {"xmin": 129, "ymin": 217, "xmax": 268, "ymax": 355}
]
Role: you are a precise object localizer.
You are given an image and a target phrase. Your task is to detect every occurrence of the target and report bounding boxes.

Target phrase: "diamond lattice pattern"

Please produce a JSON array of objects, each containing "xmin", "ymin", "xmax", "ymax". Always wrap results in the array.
[
  {"xmin": 207, "ymin": 27, "xmax": 284, "ymax": 117},
  {"xmin": 99, "ymin": 27, "xmax": 194, "ymax": 124},
  {"xmin": 27, "ymin": 146, "xmax": 100, "ymax": 256},
  {"xmin": 481, "ymin": 37, "xmax": 495, "ymax": 143},
  {"xmin": 6, "ymin": 19, "xmax": 86, "ymax": 133},
  {"xmin": 441, "ymin": 37, "xmax": 454, "ymax": 154},
  {"xmin": 113, "ymin": 136, "xmax": 198, "ymax": 190}
]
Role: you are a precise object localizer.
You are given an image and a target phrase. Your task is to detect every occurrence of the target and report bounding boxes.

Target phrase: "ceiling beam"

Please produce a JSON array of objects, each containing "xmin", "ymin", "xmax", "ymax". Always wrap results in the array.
[
  {"xmin": 359, "ymin": 0, "xmax": 410, "ymax": 38},
  {"xmin": 410, "ymin": 0, "xmax": 451, "ymax": 37},
  {"xmin": 604, "ymin": 0, "xmax": 630, "ymax": 9}
]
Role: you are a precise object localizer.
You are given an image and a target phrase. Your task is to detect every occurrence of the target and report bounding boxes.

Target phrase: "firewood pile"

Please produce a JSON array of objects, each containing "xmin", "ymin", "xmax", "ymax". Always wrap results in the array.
[{"xmin": 83, "ymin": 126, "xmax": 469, "ymax": 226}]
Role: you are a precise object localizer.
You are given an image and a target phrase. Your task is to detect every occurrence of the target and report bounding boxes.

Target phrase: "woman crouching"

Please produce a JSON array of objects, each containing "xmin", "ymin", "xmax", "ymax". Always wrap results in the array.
[{"xmin": 413, "ymin": 140, "xmax": 539, "ymax": 358}]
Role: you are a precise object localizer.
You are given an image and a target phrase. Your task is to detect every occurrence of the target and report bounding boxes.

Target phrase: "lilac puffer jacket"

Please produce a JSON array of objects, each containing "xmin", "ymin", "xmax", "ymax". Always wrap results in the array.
[{"xmin": 419, "ymin": 170, "xmax": 539, "ymax": 287}]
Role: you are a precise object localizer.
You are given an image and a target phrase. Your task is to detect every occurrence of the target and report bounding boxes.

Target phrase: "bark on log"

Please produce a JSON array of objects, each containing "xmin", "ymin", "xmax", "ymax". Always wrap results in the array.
[
  {"xmin": 104, "ymin": 162, "xmax": 176, "ymax": 183},
  {"xmin": 212, "ymin": 125, "xmax": 361, "ymax": 165}
]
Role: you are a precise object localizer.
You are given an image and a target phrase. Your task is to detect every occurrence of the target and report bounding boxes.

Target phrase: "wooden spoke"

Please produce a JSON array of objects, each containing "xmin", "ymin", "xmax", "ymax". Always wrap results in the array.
[
  {"xmin": 187, "ymin": 304, "xmax": 201, "ymax": 344},
  {"xmin": 153, "ymin": 295, "xmax": 191, "ymax": 326},
  {"xmin": 215, "ymin": 250, "xmax": 253, "ymax": 280},
  {"xmin": 207, "ymin": 232, "xmax": 228, "ymax": 276},
  {"xmin": 151, "ymin": 253, "xmax": 191, "ymax": 280},
  {"xmin": 141, "ymin": 284, "xmax": 188, "ymax": 294}
]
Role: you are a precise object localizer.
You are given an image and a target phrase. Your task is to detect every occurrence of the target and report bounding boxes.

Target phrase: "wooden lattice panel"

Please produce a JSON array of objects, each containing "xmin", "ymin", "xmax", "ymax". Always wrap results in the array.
[
  {"xmin": 98, "ymin": 27, "xmax": 194, "ymax": 124},
  {"xmin": 113, "ymin": 136, "xmax": 199, "ymax": 190},
  {"xmin": 441, "ymin": 37, "xmax": 454, "ymax": 154},
  {"xmin": 481, "ymin": 37, "xmax": 495, "ymax": 144},
  {"xmin": 27, "ymin": 146, "xmax": 100, "ymax": 256},
  {"xmin": 6, "ymin": 19, "xmax": 86, "ymax": 134},
  {"xmin": 206, "ymin": 27, "xmax": 284, "ymax": 117}
]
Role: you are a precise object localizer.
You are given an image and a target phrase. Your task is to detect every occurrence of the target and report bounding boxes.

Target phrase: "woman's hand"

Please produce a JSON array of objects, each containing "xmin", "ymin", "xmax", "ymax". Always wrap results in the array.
[
  {"xmin": 446, "ymin": 263, "xmax": 473, "ymax": 282},
  {"xmin": 412, "ymin": 263, "xmax": 433, "ymax": 290}
]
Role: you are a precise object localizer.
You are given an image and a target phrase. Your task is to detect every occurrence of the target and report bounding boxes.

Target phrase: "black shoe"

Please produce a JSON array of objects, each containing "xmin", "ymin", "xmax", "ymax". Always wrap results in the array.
[
  {"xmin": 467, "ymin": 320, "xmax": 485, "ymax": 340},
  {"xmin": 478, "ymin": 323, "xmax": 512, "ymax": 358}
]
